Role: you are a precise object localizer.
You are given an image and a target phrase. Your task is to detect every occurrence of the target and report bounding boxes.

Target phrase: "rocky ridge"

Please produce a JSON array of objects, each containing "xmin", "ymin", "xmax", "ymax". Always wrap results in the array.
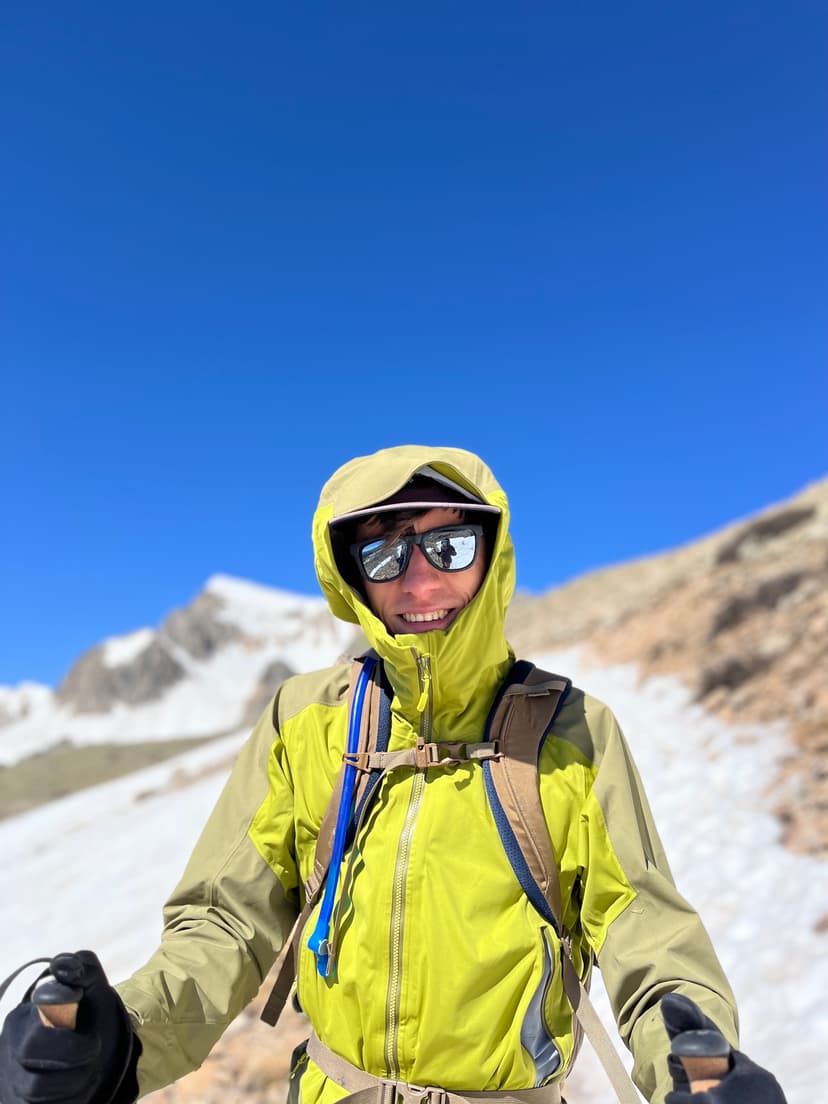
[{"xmin": 507, "ymin": 476, "xmax": 828, "ymax": 856}]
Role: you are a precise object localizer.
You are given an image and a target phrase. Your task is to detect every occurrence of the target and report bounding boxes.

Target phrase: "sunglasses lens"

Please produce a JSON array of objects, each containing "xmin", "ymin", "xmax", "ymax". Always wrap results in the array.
[
  {"xmin": 423, "ymin": 527, "xmax": 478, "ymax": 571},
  {"xmin": 356, "ymin": 525, "xmax": 480, "ymax": 582},
  {"xmin": 359, "ymin": 538, "xmax": 408, "ymax": 581}
]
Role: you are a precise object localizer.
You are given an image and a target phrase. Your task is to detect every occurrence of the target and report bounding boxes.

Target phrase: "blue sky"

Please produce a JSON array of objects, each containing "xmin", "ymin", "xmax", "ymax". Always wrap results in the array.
[{"xmin": 2, "ymin": 3, "xmax": 826, "ymax": 687}]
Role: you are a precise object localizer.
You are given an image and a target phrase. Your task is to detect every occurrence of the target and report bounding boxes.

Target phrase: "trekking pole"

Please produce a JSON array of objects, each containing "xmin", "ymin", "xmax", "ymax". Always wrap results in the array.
[{"xmin": 670, "ymin": 1028, "xmax": 731, "ymax": 1093}]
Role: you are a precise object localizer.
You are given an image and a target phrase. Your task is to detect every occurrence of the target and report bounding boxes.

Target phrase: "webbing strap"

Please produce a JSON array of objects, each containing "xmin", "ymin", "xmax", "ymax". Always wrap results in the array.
[
  {"xmin": 260, "ymin": 908, "xmax": 306, "ymax": 1026},
  {"xmin": 306, "ymin": 1033, "xmax": 563, "ymax": 1104},
  {"xmin": 560, "ymin": 948, "xmax": 642, "ymax": 1104},
  {"xmin": 344, "ymin": 741, "xmax": 499, "ymax": 773}
]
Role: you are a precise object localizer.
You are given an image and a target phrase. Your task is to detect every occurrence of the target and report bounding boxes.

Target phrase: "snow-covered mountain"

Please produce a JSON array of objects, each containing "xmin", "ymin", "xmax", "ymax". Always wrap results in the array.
[{"xmin": 0, "ymin": 574, "xmax": 357, "ymax": 768}]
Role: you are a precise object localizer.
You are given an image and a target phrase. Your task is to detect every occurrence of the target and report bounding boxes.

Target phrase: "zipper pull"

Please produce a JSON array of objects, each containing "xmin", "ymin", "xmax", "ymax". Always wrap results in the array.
[{"xmin": 415, "ymin": 653, "xmax": 431, "ymax": 714}]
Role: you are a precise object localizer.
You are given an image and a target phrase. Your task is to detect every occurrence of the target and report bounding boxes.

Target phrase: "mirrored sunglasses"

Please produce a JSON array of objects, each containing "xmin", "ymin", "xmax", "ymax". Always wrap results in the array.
[{"xmin": 351, "ymin": 524, "xmax": 483, "ymax": 583}]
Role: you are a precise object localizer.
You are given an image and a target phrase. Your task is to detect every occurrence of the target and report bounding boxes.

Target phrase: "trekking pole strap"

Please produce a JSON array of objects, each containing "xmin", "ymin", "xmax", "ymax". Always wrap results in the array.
[
  {"xmin": 560, "ymin": 948, "xmax": 642, "ymax": 1104},
  {"xmin": 259, "ymin": 908, "xmax": 305, "ymax": 1026},
  {"xmin": 306, "ymin": 1033, "xmax": 563, "ymax": 1104},
  {"xmin": 0, "ymin": 958, "xmax": 53, "ymax": 1005}
]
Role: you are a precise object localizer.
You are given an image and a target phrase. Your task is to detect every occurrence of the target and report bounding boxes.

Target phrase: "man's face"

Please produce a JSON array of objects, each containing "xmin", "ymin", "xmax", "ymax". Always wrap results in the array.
[{"xmin": 356, "ymin": 507, "xmax": 488, "ymax": 636}]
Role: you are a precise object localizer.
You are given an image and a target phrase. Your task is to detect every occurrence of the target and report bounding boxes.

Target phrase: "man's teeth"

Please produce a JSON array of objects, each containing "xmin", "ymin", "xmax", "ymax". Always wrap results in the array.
[{"xmin": 402, "ymin": 610, "xmax": 449, "ymax": 623}]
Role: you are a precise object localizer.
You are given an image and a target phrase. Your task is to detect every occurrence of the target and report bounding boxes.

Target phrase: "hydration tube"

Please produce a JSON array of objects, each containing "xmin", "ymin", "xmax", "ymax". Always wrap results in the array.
[{"xmin": 307, "ymin": 655, "xmax": 377, "ymax": 977}]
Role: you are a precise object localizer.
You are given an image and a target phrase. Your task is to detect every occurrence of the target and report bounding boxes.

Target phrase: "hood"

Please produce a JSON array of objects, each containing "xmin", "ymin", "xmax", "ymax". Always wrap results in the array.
[{"xmin": 313, "ymin": 445, "xmax": 515, "ymax": 739}]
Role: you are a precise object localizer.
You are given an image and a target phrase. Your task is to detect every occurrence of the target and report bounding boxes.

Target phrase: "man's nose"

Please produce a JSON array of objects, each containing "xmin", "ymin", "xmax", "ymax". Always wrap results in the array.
[{"xmin": 402, "ymin": 544, "xmax": 441, "ymax": 588}]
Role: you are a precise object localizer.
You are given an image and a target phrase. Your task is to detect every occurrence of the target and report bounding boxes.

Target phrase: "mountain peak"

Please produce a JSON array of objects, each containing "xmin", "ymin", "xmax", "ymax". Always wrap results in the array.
[{"xmin": 0, "ymin": 575, "xmax": 355, "ymax": 767}]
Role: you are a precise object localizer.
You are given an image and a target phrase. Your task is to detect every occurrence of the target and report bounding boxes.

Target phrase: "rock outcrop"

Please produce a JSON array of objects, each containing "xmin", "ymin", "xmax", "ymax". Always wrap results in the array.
[
  {"xmin": 242, "ymin": 659, "xmax": 296, "ymax": 725},
  {"xmin": 55, "ymin": 638, "xmax": 187, "ymax": 713},
  {"xmin": 161, "ymin": 592, "xmax": 243, "ymax": 659},
  {"xmin": 55, "ymin": 592, "xmax": 248, "ymax": 714}
]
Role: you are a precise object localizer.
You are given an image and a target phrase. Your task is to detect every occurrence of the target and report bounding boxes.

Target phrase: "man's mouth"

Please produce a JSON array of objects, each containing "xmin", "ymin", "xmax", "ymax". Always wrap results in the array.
[{"xmin": 400, "ymin": 609, "xmax": 450, "ymax": 624}]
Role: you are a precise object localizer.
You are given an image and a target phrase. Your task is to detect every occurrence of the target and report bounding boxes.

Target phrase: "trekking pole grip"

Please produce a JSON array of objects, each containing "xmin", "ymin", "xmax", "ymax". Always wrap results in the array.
[
  {"xmin": 31, "ymin": 953, "xmax": 85, "ymax": 1030},
  {"xmin": 32, "ymin": 977, "xmax": 82, "ymax": 1029},
  {"xmin": 671, "ymin": 1028, "xmax": 731, "ymax": 1093}
]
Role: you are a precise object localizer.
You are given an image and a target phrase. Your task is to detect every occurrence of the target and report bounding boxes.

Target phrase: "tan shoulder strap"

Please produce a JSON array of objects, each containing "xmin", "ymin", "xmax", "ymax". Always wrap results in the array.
[
  {"xmin": 305, "ymin": 660, "xmax": 383, "ymax": 901},
  {"xmin": 484, "ymin": 663, "xmax": 570, "ymax": 933},
  {"xmin": 261, "ymin": 657, "xmax": 383, "ymax": 1027},
  {"xmin": 487, "ymin": 664, "xmax": 642, "ymax": 1104}
]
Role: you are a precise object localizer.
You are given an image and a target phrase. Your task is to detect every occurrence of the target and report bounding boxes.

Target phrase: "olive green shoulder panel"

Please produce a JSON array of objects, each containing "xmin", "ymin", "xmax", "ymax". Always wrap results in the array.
[
  {"xmin": 251, "ymin": 662, "xmax": 354, "ymax": 890},
  {"xmin": 275, "ymin": 662, "xmax": 352, "ymax": 724},
  {"xmin": 539, "ymin": 688, "xmax": 638, "ymax": 950},
  {"xmin": 546, "ymin": 683, "xmax": 634, "ymax": 768}
]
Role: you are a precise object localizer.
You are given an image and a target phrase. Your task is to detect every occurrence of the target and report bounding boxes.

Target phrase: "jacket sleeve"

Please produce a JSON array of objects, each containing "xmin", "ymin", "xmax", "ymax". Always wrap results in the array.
[
  {"xmin": 560, "ymin": 689, "xmax": 739, "ymax": 1104},
  {"xmin": 114, "ymin": 697, "xmax": 299, "ymax": 1097}
]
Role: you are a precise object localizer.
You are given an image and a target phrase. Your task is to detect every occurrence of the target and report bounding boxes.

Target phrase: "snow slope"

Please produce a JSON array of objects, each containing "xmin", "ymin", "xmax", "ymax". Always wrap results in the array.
[{"xmin": 1, "ymin": 649, "xmax": 825, "ymax": 1102}]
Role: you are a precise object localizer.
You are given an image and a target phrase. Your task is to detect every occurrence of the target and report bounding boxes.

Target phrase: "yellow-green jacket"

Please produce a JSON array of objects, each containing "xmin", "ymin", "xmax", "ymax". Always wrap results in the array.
[{"xmin": 116, "ymin": 445, "xmax": 739, "ymax": 1104}]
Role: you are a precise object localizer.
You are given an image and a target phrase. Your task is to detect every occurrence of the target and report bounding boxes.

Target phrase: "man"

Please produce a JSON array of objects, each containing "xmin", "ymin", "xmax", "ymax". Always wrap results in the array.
[{"xmin": 0, "ymin": 446, "xmax": 786, "ymax": 1104}]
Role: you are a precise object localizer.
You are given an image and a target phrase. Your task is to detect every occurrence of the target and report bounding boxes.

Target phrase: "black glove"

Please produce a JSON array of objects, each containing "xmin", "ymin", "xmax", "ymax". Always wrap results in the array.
[
  {"xmin": 661, "ymin": 992, "xmax": 787, "ymax": 1104},
  {"xmin": 0, "ymin": 951, "xmax": 141, "ymax": 1104}
]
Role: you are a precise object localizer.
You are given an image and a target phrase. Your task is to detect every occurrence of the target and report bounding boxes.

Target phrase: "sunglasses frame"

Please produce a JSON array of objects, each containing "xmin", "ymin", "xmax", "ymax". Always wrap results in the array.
[{"xmin": 350, "ymin": 523, "xmax": 484, "ymax": 583}]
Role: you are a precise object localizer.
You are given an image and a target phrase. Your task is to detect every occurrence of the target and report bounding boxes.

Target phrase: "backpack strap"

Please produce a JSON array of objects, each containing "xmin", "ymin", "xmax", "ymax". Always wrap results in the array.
[
  {"xmin": 482, "ymin": 661, "xmax": 570, "ymax": 934},
  {"xmin": 483, "ymin": 662, "xmax": 643, "ymax": 1104},
  {"xmin": 261, "ymin": 655, "xmax": 389, "ymax": 1026}
]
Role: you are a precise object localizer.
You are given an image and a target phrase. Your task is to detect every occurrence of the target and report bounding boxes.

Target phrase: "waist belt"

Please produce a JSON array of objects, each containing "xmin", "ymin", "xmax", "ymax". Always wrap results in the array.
[{"xmin": 306, "ymin": 1033, "xmax": 564, "ymax": 1104}]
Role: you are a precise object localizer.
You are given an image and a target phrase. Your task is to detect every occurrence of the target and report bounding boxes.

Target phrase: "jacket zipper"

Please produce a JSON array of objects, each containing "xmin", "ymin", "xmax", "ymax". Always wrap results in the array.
[{"xmin": 384, "ymin": 652, "xmax": 431, "ymax": 1078}]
